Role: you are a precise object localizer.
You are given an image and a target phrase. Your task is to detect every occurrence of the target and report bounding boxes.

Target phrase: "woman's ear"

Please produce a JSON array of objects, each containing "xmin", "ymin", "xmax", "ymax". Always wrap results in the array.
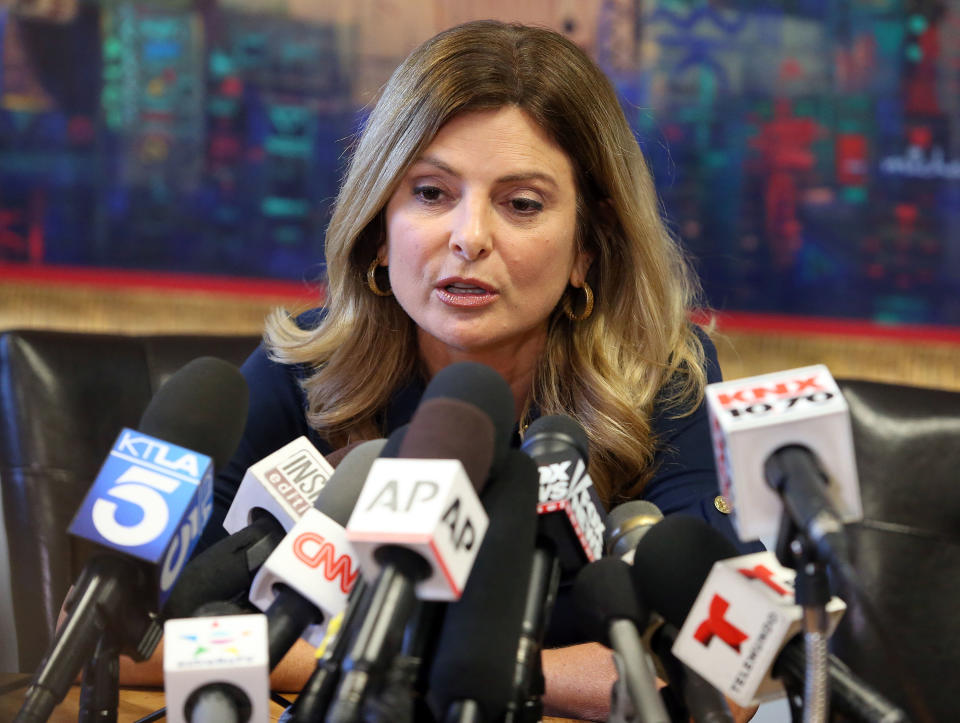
[{"xmin": 570, "ymin": 246, "xmax": 595, "ymax": 287}]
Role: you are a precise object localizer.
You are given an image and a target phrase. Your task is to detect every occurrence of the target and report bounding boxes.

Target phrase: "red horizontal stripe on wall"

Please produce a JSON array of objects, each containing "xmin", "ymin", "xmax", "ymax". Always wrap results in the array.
[
  {"xmin": 2, "ymin": 264, "xmax": 958, "ymax": 343},
  {"xmin": 0, "ymin": 263, "xmax": 323, "ymax": 301},
  {"xmin": 691, "ymin": 310, "xmax": 960, "ymax": 344}
]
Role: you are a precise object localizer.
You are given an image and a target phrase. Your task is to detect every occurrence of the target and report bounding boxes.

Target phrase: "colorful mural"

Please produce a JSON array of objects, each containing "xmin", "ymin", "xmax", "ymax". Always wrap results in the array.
[{"xmin": 0, "ymin": 0, "xmax": 958, "ymax": 325}]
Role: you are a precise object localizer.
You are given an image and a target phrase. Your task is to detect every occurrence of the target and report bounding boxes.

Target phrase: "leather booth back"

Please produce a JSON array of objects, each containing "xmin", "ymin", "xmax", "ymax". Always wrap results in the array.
[
  {"xmin": 0, "ymin": 329, "xmax": 258, "ymax": 672},
  {"xmin": 833, "ymin": 379, "xmax": 960, "ymax": 721}
]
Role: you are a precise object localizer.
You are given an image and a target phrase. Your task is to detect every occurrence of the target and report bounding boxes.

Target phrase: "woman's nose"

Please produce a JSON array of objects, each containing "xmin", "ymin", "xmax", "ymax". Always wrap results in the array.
[{"xmin": 449, "ymin": 195, "xmax": 492, "ymax": 261}]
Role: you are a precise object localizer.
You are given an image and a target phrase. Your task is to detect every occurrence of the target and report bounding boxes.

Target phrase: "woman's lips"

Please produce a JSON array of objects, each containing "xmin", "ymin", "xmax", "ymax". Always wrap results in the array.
[{"xmin": 435, "ymin": 279, "xmax": 498, "ymax": 307}]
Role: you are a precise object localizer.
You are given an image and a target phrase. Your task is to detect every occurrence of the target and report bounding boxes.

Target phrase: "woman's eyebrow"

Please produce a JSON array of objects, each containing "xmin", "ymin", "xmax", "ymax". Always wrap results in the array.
[
  {"xmin": 413, "ymin": 155, "xmax": 459, "ymax": 177},
  {"xmin": 496, "ymin": 171, "xmax": 559, "ymax": 189},
  {"xmin": 413, "ymin": 156, "xmax": 558, "ymax": 189}
]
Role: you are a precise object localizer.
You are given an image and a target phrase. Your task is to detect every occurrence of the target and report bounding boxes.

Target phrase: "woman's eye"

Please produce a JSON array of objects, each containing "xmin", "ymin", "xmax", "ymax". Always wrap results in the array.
[
  {"xmin": 413, "ymin": 185, "xmax": 445, "ymax": 203},
  {"xmin": 509, "ymin": 197, "xmax": 543, "ymax": 214}
]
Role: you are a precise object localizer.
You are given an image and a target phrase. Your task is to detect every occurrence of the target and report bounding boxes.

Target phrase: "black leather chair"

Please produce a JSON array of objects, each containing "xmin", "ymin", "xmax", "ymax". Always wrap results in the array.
[
  {"xmin": 0, "ymin": 329, "xmax": 258, "ymax": 672},
  {"xmin": 832, "ymin": 379, "xmax": 960, "ymax": 721}
]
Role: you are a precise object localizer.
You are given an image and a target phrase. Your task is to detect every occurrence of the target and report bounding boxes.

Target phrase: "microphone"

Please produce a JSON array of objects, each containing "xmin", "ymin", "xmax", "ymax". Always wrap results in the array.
[
  {"xmin": 525, "ymin": 415, "xmax": 605, "ymax": 577},
  {"xmin": 17, "ymin": 357, "xmax": 249, "ymax": 723},
  {"xmin": 163, "ymin": 611, "xmax": 269, "ymax": 723},
  {"xmin": 222, "ymin": 435, "xmax": 336, "ymax": 535},
  {"xmin": 508, "ymin": 414, "xmax": 607, "ymax": 720},
  {"xmin": 572, "ymin": 558, "xmax": 670, "ymax": 723},
  {"xmin": 246, "ymin": 439, "xmax": 387, "ymax": 668},
  {"xmin": 604, "ymin": 500, "xmax": 663, "ymax": 563},
  {"xmin": 705, "ymin": 365, "xmax": 863, "ymax": 563},
  {"xmin": 602, "ymin": 504, "xmax": 732, "ymax": 723},
  {"xmin": 163, "ymin": 441, "xmax": 360, "ymax": 620},
  {"xmin": 632, "ymin": 515, "xmax": 907, "ymax": 720},
  {"xmin": 426, "ymin": 449, "xmax": 540, "ymax": 723},
  {"xmin": 331, "ymin": 361, "xmax": 514, "ymax": 723},
  {"xmin": 281, "ymin": 430, "xmax": 410, "ymax": 723}
]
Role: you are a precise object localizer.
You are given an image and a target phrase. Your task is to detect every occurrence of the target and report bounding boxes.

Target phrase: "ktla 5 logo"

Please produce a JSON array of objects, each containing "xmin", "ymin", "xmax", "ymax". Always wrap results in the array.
[{"xmin": 87, "ymin": 430, "xmax": 211, "ymax": 592}]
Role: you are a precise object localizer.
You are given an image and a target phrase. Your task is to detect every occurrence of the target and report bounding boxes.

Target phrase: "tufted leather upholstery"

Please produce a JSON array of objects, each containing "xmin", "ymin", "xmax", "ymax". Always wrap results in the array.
[
  {"xmin": 0, "ymin": 329, "xmax": 258, "ymax": 672},
  {"xmin": 832, "ymin": 379, "xmax": 960, "ymax": 721}
]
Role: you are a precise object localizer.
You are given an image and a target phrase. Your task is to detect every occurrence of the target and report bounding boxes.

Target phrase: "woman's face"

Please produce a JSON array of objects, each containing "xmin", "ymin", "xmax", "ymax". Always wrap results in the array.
[{"xmin": 382, "ymin": 106, "xmax": 592, "ymax": 365}]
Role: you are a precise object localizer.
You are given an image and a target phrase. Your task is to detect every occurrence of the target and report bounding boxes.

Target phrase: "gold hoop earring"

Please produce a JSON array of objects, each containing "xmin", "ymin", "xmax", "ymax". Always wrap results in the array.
[
  {"xmin": 367, "ymin": 258, "xmax": 392, "ymax": 296},
  {"xmin": 563, "ymin": 282, "xmax": 594, "ymax": 321}
]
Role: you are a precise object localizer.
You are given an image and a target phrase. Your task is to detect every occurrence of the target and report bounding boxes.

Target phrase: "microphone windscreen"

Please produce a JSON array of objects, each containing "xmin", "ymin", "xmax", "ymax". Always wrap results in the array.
[
  {"xmin": 324, "ymin": 440, "xmax": 366, "ymax": 469},
  {"xmin": 138, "ymin": 356, "xmax": 249, "ymax": 470},
  {"xmin": 192, "ymin": 600, "xmax": 251, "ymax": 617},
  {"xmin": 398, "ymin": 397, "xmax": 495, "ymax": 492},
  {"xmin": 572, "ymin": 557, "xmax": 648, "ymax": 646},
  {"xmin": 427, "ymin": 449, "xmax": 539, "ymax": 721},
  {"xmin": 418, "ymin": 361, "xmax": 515, "ymax": 466},
  {"xmin": 630, "ymin": 515, "xmax": 739, "ymax": 627},
  {"xmin": 379, "ymin": 424, "xmax": 407, "ymax": 457},
  {"xmin": 162, "ymin": 515, "xmax": 285, "ymax": 619},
  {"xmin": 522, "ymin": 414, "xmax": 590, "ymax": 462},
  {"xmin": 312, "ymin": 438, "xmax": 387, "ymax": 525}
]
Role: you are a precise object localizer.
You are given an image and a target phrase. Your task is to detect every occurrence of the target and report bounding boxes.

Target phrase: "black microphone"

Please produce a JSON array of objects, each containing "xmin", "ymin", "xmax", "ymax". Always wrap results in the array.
[
  {"xmin": 572, "ymin": 557, "xmax": 670, "ymax": 723},
  {"xmin": 162, "ymin": 441, "xmax": 364, "ymax": 621},
  {"xmin": 329, "ymin": 362, "xmax": 514, "ymax": 723},
  {"xmin": 509, "ymin": 414, "xmax": 606, "ymax": 721},
  {"xmin": 426, "ymin": 449, "xmax": 540, "ymax": 723},
  {"xmin": 17, "ymin": 357, "xmax": 249, "ymax": 723},
  {"xmin": 282, "ymin": 428, "xmax": 410, "ymax": 723},
  {"xmin": 245, "ymin": 439, "xmax": 387, "ymax": 669},
  {"xmin": 631, "ymin": 515, "xmax": 908, "ymax": 722}
]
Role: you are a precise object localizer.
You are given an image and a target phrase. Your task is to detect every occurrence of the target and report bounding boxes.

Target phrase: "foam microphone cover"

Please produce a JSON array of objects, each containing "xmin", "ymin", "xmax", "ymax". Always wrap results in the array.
[
  {"xmin": 522, "ymin": 413, "xmax": 590, "ymax": 460},
  {"xmin": 192, "ymin": 600, "xmax": 251, "ymax": 617},
  {"xmin": 323, "ymin": 440, "xmax": 366, "ymax": 469},
  {"xmin": 572, "ymin": 557, "xmax": 649, "ymax": 647},
  {"xmin": 427, "ymin": 449, "xmax": 539, "ymax": 721},
  {"xmin": 162, "ymin": 515, "xmax": 285, "ymax": 619},
  {"xmin": 138, "ymin": 356, "xmax": 249, "ymax": 470},
  {"xmin": 630, "ymin": 515, "xmax": 739, "ymax": 627},
  {"xmin": 311, "ymin": 438, "xmax": 388, "ymax": 525},
  {"xmin": 378, "ymin": 423, "xmax": 407, "ymax": 457},
  {"xmin": 409, "ymin": 361, "xmax": 515, "ymax": 473},
  {"xmin": 399, "ymin": 397, "xmax": 497, "ymax": 492}
]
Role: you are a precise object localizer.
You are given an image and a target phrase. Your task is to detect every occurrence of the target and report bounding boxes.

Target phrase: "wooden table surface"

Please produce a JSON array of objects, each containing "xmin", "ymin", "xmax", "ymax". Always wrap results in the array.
[{"xmin": 0, "ymin": 674, "xmax": 587, "ymax": 722}]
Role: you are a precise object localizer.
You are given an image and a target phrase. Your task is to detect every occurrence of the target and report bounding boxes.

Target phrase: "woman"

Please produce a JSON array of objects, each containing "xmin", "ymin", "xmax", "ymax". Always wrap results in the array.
[
  {"xmin": 208, "ymin": 19, "xmax": 760, "ymax": 720},
  {"xmin": 127, "ymin": 20, "xmax": 758, "ymax": 720}
]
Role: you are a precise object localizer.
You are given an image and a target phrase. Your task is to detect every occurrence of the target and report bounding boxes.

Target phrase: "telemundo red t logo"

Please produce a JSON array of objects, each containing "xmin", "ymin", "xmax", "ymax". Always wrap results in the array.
[
  {"xmin": 738, "ymin": 564, "xmax": 791, "ymax": 596},
  {"xmin": 693, "ymin": 594, "xmax": 749, "ymax": 652}
]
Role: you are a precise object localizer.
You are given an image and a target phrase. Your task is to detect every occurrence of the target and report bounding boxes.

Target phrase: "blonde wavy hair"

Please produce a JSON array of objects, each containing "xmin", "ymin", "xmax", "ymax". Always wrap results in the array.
[{"xmin": 265, "ymin": 20, "xmax": 709, "ymax": 505}]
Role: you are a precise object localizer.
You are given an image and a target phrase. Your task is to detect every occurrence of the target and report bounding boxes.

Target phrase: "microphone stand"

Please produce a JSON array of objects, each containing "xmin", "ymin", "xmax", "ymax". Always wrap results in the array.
[
  {"xmin": 79, "ymin": 631, "xmax": 120, "ymax": 723},
  {"xmin": 775, "ymin": 512, "xmax": 831, "ymax": 723},
  {"xmin": 504, "ymin": 546, "xmax": 561, "ymax": 723}
]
